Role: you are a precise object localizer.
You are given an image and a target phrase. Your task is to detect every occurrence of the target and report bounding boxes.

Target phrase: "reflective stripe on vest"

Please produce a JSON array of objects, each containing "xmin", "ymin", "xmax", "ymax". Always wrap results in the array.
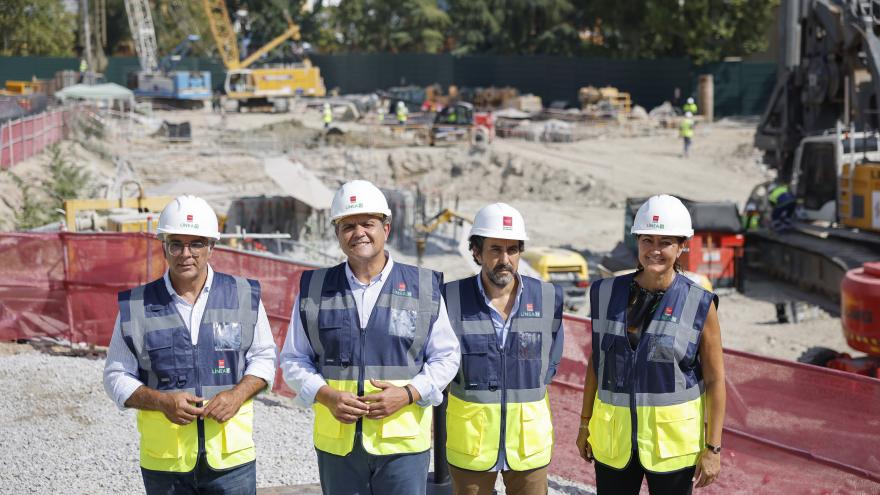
[
  {"xmin": 444, "ymin": 275, "xmax": 561, "ymax": 471},
  {"xmin": 119, "ymin": 272, "xmax": 260, "ymax": 472},
  {"xmin": 300, "ymin": 262, "xmax": 441, "ymax": 456},
  {"xmin": 588, "ymin": 273, "xmax": 713, "ymax": 472}
]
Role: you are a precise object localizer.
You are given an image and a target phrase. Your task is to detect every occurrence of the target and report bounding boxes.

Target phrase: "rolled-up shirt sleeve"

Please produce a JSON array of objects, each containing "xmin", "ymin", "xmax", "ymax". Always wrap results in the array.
[
  {"xmin": 279, "ymin": 297, "xmax": 328, "ymax": 408},
  {"xmin": 243, "ymin": 301, "xmax": 277, "ymax": 389},
  {"xmin": 103, "ymin": 314, "xmax": 144, "ymax": 410},
  {"xmin": 409, "ymin": 295, "xmax": 461, "ymax": 407}
]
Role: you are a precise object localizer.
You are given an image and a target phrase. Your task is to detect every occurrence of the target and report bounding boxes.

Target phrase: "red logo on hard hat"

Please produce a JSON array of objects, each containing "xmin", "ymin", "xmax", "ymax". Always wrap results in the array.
[
  {"xmin": 503, "ymin": 216, "xmax": 513, "ymax": 227},
  {"xmin": 218, "ymin": 359, "xmax": 225, "ymax": 368},
  {"xmin": 526, "ymin": 303, "xmax": 534, "ymax": 312},
  {"xmin": 350, "ymin": 195, "xmax": 357, "ymax": 203},
  {"xmin": 399, "ymin": 282, "xmax": 406, "ymax": 291},
  {"xmin": 186, "ymin": 214, "xmax": 193, "ymax": 221},
  {"xmin": 653, "ymin": 215, "xmax": 660, "ymax": 222}
]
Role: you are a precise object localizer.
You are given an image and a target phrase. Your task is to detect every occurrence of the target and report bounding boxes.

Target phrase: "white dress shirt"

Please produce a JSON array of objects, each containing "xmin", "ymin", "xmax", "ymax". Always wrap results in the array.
[
  {"xmin": 103, "ymin": 265, "xmax": 278, "ymax": 410},
  {"xmin": 279, "ymin": 254, "xmax": 460, "ymax": 408}
]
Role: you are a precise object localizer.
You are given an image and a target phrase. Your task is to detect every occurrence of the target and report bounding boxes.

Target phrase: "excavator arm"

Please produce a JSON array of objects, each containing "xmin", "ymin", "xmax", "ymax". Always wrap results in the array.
[{"xmin": 201, "ymin": 0, "xmax": 240, "ymax": 70}]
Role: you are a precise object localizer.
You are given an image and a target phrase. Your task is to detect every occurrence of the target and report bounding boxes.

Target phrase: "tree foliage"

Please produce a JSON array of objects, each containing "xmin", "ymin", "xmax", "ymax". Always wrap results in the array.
[{"xmin": 0, "ymin": 0, "xmax": 76, "ymax": 56}]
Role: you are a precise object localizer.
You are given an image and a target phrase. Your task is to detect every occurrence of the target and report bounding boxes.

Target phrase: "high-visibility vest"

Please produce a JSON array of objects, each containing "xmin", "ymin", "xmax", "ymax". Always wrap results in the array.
[
  {"xmin": 118, "ymin": 272, "xmax": 261, "ymax": 472},
  {"xmin": 680, "ymin": 118, "xmax": 694, "ymax": 138},
  {"xmin": 768, "ymin": 185, "xmax": 795, "ymax": 207},
  {"xmin": 683, "ymin": 102, "xmax": 697, "ymax": 114},
  {"xmin": 444, "ymin": 275, "xmax": 563, "ymax": 471},
  {"xmin": 323, "ymin": 107, "xmax": 332, "ymax": 124},
  {"xmin": 588, "ymin": 273, "xmax": 716, "ymax": 472},
  {"xmin": 299, "ymin": 262, "xmax": 441, "ymax": 456},
  {"xmin": 397, "ymin": 106, "xmax": 408, "ymax": 123}
]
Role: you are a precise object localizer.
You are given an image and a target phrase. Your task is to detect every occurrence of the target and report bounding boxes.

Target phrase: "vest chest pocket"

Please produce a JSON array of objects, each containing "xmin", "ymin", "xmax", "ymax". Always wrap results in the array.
[
  {"xmin": 389, "ymin": 308, "xmax": 418, "ymax": 340},
  {"xmin": 600, "ymin": 336, "xmax": 628, "ymax": 390},
  {"xmin": 460, "ymin": 335, "xmax": 490, "ymax": 389},
  {"xmin": 317, "ymin": 325, "xmax": 351, "ymax": 366},
  {"xmin": 145, "ymin": 330, "xmax": 176, "ymax": 372},
  {"xmin": 212, "ymin": 322, "xmax": 242, "ymax": 351},
  {"xmin": 647, "ymin": 334, "xmax": 676, "ymax": 363},
  {"xmin": 515, "ymin": 331, "xmax": 542, "ymax": 360}
]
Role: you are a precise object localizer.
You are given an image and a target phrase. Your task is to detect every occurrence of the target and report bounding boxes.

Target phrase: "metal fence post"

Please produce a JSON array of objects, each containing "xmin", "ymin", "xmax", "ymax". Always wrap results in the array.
[{"xmin": 427, "ymin": 389, "xmax": 452, "ymax": 495}]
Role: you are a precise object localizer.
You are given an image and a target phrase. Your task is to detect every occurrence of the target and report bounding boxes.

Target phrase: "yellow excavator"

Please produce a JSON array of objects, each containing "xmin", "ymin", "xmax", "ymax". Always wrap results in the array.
[{"xmin": 201, "ymin": 0, "xmax": 325, "ymax": 112}]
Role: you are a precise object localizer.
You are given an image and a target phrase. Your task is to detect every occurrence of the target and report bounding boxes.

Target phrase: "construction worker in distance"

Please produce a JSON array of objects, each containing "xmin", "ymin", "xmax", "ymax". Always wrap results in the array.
[
  {"xmin": 396, "ymin": 100, "xmax": 409, "ymax": 126},
  {"xmin": 682, "ymin": 96, "xmax": 698, "ymax": 115},
  {"xmin": 323, "ymin": 102, "xmax": 333, "ymax": 129},
  {"xmin": 576, "ymin": 194, "xmax": 726, "ymax": 494},
  {"xmin": 768, "ymin": 182, "xmax": 796, "ymax": 231},
  {"xmin": 79, "ymin": 58, "xmax": 88, "ymax": 83},
  {"xmin": 103, "ymin": 195, "xmax": 277, "ymax": 494},
  {"xmin": 444, "ymin": 203, "xmax": 565, "ymax": 495},
  {"xmin": 279, "ymin": 180, "xmax": 460, "ymax": 495},
  {"xmin": 680, "ymin": 112, "xmax": 695, "ymax": 158}
]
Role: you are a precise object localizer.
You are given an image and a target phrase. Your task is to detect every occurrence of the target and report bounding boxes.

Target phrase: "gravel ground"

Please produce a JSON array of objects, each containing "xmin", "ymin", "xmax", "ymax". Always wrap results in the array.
[{"xmin": 0, "ymin": 343, "xmax": 594, "ymax": 494}]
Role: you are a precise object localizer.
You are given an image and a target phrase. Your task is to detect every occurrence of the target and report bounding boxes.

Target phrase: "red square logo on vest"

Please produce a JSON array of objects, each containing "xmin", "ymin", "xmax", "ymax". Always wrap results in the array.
[
  {"xmin": 653, "ymin": 215, "xmax": 660, "ymax": 222},
  {"xmin": 503, "ymin": 216, "xmax": 513, "ymax": 227},
  {"xmin": 186, "ymin": 214, "xmax": 193, "ymax": 221},
  {"xmin": 349, "ymin": 195, "xmax": 357, "ymax": 203},
  {"xmin": 664, "ymin": 307, "xmax": 672, "ymax": 315},
  {"xmin": 399, "ymin": 282, "xmax": 406, "ymax": 290},
  {"xmin": 218, "ymin": 359, "xmax": 225, "ymax": 368},
  {"xmin": 526, "ymin": 303, "xmax": 534, "ymax": 312}
]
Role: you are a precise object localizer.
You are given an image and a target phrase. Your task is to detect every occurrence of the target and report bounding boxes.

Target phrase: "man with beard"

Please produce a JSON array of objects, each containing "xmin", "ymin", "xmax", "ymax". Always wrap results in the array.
[
  {"xmin": 279, "ymin": 180, "xmax": 460, "ymax": 494},
  {"xmin": 443, "ymin": 203, "xmax": 565, "ymax": 495}
]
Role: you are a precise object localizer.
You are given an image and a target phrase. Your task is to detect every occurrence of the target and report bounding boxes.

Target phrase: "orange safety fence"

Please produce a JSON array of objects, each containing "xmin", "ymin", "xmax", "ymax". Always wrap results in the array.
[{"xmin": 1, "ymin": 232, "xmax": 879, "ymax": 493}]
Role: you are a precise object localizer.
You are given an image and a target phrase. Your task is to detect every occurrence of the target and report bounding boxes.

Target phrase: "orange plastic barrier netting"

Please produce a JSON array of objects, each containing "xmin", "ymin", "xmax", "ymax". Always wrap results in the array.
[{"xmin": 1, "ymin": 233, "xmax": 878, "ymax": 493}]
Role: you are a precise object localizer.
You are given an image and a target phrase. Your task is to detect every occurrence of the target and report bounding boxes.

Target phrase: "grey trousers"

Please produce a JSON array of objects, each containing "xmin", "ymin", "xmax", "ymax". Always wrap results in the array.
[{"xmin": 316, "ymin": 438, "xmax": 430, "ymax": 495}]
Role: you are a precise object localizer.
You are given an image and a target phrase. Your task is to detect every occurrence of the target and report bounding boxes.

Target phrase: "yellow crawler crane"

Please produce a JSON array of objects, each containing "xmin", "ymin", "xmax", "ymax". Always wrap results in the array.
[{"xmin": 201, "ymin": 0, "xmax": 325, "ymax": 112}]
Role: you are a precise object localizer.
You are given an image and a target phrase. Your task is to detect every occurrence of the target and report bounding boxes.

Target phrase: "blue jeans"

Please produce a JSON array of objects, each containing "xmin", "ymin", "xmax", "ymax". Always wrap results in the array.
[
  {"xmin": 141, "ymin": 456, "xmax": 256, "ymax": 495},
  {"xmin": 316, "ymin": 437, "xmax": 430, "ymax": 495}
]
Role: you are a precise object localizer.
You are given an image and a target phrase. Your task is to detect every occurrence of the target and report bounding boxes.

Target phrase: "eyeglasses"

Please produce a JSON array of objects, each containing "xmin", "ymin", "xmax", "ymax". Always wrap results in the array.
[{"xmin": 165, "ymin": 240, "xmax": 211, "ymax": 256}]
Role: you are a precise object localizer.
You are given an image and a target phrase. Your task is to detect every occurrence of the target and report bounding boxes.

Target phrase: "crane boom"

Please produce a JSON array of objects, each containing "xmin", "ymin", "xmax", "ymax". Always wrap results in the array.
[
  {"xmin": 201, "ymin": 0, "xmax": 241, "ymax": 70},
  {"xmin": 239, "ymin": 24, "xmax": 300, "ymax": 69},
  {"xmin": 123, "ymin": 0, "xmax": 159, "ymax": 72}
]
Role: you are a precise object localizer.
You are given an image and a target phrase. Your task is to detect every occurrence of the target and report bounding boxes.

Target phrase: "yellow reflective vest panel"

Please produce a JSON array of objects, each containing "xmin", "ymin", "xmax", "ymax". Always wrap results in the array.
[
  {"xmin": 137, "ymin": 400, "xmax": 256, "ymax": 472},
  {"xmin": 300, "ymin": 263, "xmax": 441, "ymax": 457},
  {"xmin": 587, "ymin": 274, "xmax": 715, "ymax": 472},
  {"xmin": 444, "ymin": 276, "xmax": 562, "ymax": 472}
]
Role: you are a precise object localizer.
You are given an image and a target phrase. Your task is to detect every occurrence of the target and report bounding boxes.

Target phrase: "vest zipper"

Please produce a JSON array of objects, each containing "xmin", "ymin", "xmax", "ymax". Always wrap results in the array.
[
  {"xmin": 193, "ymin": 331, "xmax": 205, "ymax": 456},
  {"xmin": 499, "ymin": 341, "xmax": 508, "ymax": 467},
  {"xmin": 356, "ymin": 318, "xmax": 366, "ymax": 439}
]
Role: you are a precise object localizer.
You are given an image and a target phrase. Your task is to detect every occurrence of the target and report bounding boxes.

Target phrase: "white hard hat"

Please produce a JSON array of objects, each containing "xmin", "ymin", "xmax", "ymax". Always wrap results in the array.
[
  {"xmin": 324, "ymin": 102, "xmax": 331, "ymax": 109},
  {"xmin": 330, "ymin": 180, "xmax": 392, "ymax": 223},
  {"xmin": 687, "ymin": 97, "xmax": 694, "ymax": 104},
  {"xmin": 470, "ymin": 203, "xmax": 529, "ymax": 241},
  {"xmin": 685, "ymin": 111, "xmax": 693, "ymax": 118},
  {"xmin": 157, "ymin": 195, "xmax": 221, "ymax": 240},
  {"xmin": 397, "ymin": 101, "xmax": 405, "ymax": 108},
  {"xmin": 631, "ymin": 194, "xmax": 693, "ymax": 238}
]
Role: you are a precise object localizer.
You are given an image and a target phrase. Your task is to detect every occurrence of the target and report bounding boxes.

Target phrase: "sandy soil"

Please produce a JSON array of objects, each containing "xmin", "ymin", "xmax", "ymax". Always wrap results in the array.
[{"xmin": 0, "ymin": 105, "xmax": 851, "ymax": 364}]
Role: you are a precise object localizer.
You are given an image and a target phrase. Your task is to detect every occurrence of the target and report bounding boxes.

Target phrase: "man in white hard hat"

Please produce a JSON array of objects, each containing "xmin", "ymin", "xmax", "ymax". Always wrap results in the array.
[
  {"xmin": 323, "ymin": 102, "xmax": 333, "ymax": 129},
  {"xmin": 396, "ymin": 100, "xmax": 408, "ymax": 126},
  {"xmin": 279, "ymin": 180, "xmax": 460, "ymax": 494},
  {"xmin": 680, "ymin": 111, "xmax": 695, "ymax": 158},
  {"xmin": 103, "ymin": 195, "xmax": 277, "ymax": 494},
  {"xmin": 443, "ymin": 203, "xmax": 565, "ymax": 495},
  {"xmin": 682, "ymin": 96, "xmax": 697, "ymax": 115}
]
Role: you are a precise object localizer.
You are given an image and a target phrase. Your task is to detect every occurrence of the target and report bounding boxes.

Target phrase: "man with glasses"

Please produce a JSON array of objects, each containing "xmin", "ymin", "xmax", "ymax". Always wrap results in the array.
[
  {"xmin": 279, "ymin": 180, "xmax": 460, "ymax": 494},
  {"xmin": 103, "ymin": 195, "xmax": 277, "ymax": 494}
]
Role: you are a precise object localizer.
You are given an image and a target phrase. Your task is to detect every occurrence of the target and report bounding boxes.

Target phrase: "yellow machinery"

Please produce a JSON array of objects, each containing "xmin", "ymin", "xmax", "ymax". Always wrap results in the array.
[
  {"xmin": 521, "ymin": 247, "xmax": 590, "ymax": 309},
  {"xmin": 201, "ymin": 0, "xmax": 325, "ymax": 111},
  {"xmin": 839, "ymin": 161, "xmax": 880, "ymax": 231},
  {"xmin": 415, "ymin": 208, "xmax": 472, "ymax": 265}
]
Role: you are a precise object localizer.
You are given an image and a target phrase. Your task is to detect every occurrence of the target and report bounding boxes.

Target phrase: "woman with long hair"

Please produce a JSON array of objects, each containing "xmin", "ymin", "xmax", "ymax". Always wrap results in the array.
[{"xmin": 575, "ymin": 194, "xmax": 726, "ymax": 494}]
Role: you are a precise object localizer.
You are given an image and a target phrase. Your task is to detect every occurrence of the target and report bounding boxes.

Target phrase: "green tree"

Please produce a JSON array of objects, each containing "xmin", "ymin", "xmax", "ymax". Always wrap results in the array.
[
  {"xmin": 42, "ymin": 145, "xmax": 92, "ymax": 212},
  {"xmin": 0, "ymin": 0, "xmax": 76, "ymax": 56},
  {"xmin": 446, "ymin": 0, "xmax": 499, "ymax": 55},
  {"xmin": 491, "ymin": 0, "xmax": 579, "ymax": 55},
  {"xmin": 582, "ymin": 0, "xmax": 778, "ymax": 63},
  {"xmin": 330, "ymin": 0, "xmax": 449, "ymax": 53}
]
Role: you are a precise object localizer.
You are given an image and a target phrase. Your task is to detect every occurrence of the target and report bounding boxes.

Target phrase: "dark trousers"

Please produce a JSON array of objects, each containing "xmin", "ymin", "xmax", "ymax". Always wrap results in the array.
[
  {"xmin": 141, "ymin": 456, "xmax": 256, "ymax": 495},
  {"xmin": 594, "ymin": 457, "xmax": 695, "ymax": 495},
  {"xmin": 316, "ymin": 437, "xmax": 430, "ymax": 495}
]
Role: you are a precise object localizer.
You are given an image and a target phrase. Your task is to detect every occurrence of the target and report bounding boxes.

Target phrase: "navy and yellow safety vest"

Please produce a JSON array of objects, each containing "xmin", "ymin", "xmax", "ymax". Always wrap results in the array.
[
  {"xmin": 444, "ymin": 275, "xmax": 563, "ymax": 471},
  {"xmin": 299, "ymin": 262, "xmax": 442, "ymax": 456},
  {"xmin": 588, "ymin": 272, "xmax": 717, "ymax": 472},
  {"xmin": 118, "ymin": 272, "xmax": 261, "ymax": 472}
]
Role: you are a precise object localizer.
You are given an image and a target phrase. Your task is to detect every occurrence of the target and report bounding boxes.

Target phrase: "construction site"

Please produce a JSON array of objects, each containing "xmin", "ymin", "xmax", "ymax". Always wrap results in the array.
[{"xmin": 1, "ymin": 0, "xmax": 879, "ymax": 494}]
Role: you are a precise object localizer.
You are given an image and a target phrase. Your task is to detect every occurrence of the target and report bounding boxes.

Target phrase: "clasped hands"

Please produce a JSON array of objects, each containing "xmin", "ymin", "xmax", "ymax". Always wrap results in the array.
[{"xmin": 319, "ymin": 379, "xmax": 413, "ymax": 423}]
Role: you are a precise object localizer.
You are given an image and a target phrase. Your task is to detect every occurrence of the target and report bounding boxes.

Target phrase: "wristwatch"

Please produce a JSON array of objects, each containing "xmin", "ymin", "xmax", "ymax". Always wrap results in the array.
[{"xmin": 706, "ymin": 443, "xmax": 722, "ymax": 454}]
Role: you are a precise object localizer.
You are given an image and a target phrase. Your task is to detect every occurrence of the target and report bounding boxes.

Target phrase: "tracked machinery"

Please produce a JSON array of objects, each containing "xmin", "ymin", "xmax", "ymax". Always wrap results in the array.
[
  {"xmin": 753, "ymin": 0, "xmax": 880, "ymax": 375},
  {"xmin": 201, "ymin": 0, "xmax": 325, "ymax": 112}
]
